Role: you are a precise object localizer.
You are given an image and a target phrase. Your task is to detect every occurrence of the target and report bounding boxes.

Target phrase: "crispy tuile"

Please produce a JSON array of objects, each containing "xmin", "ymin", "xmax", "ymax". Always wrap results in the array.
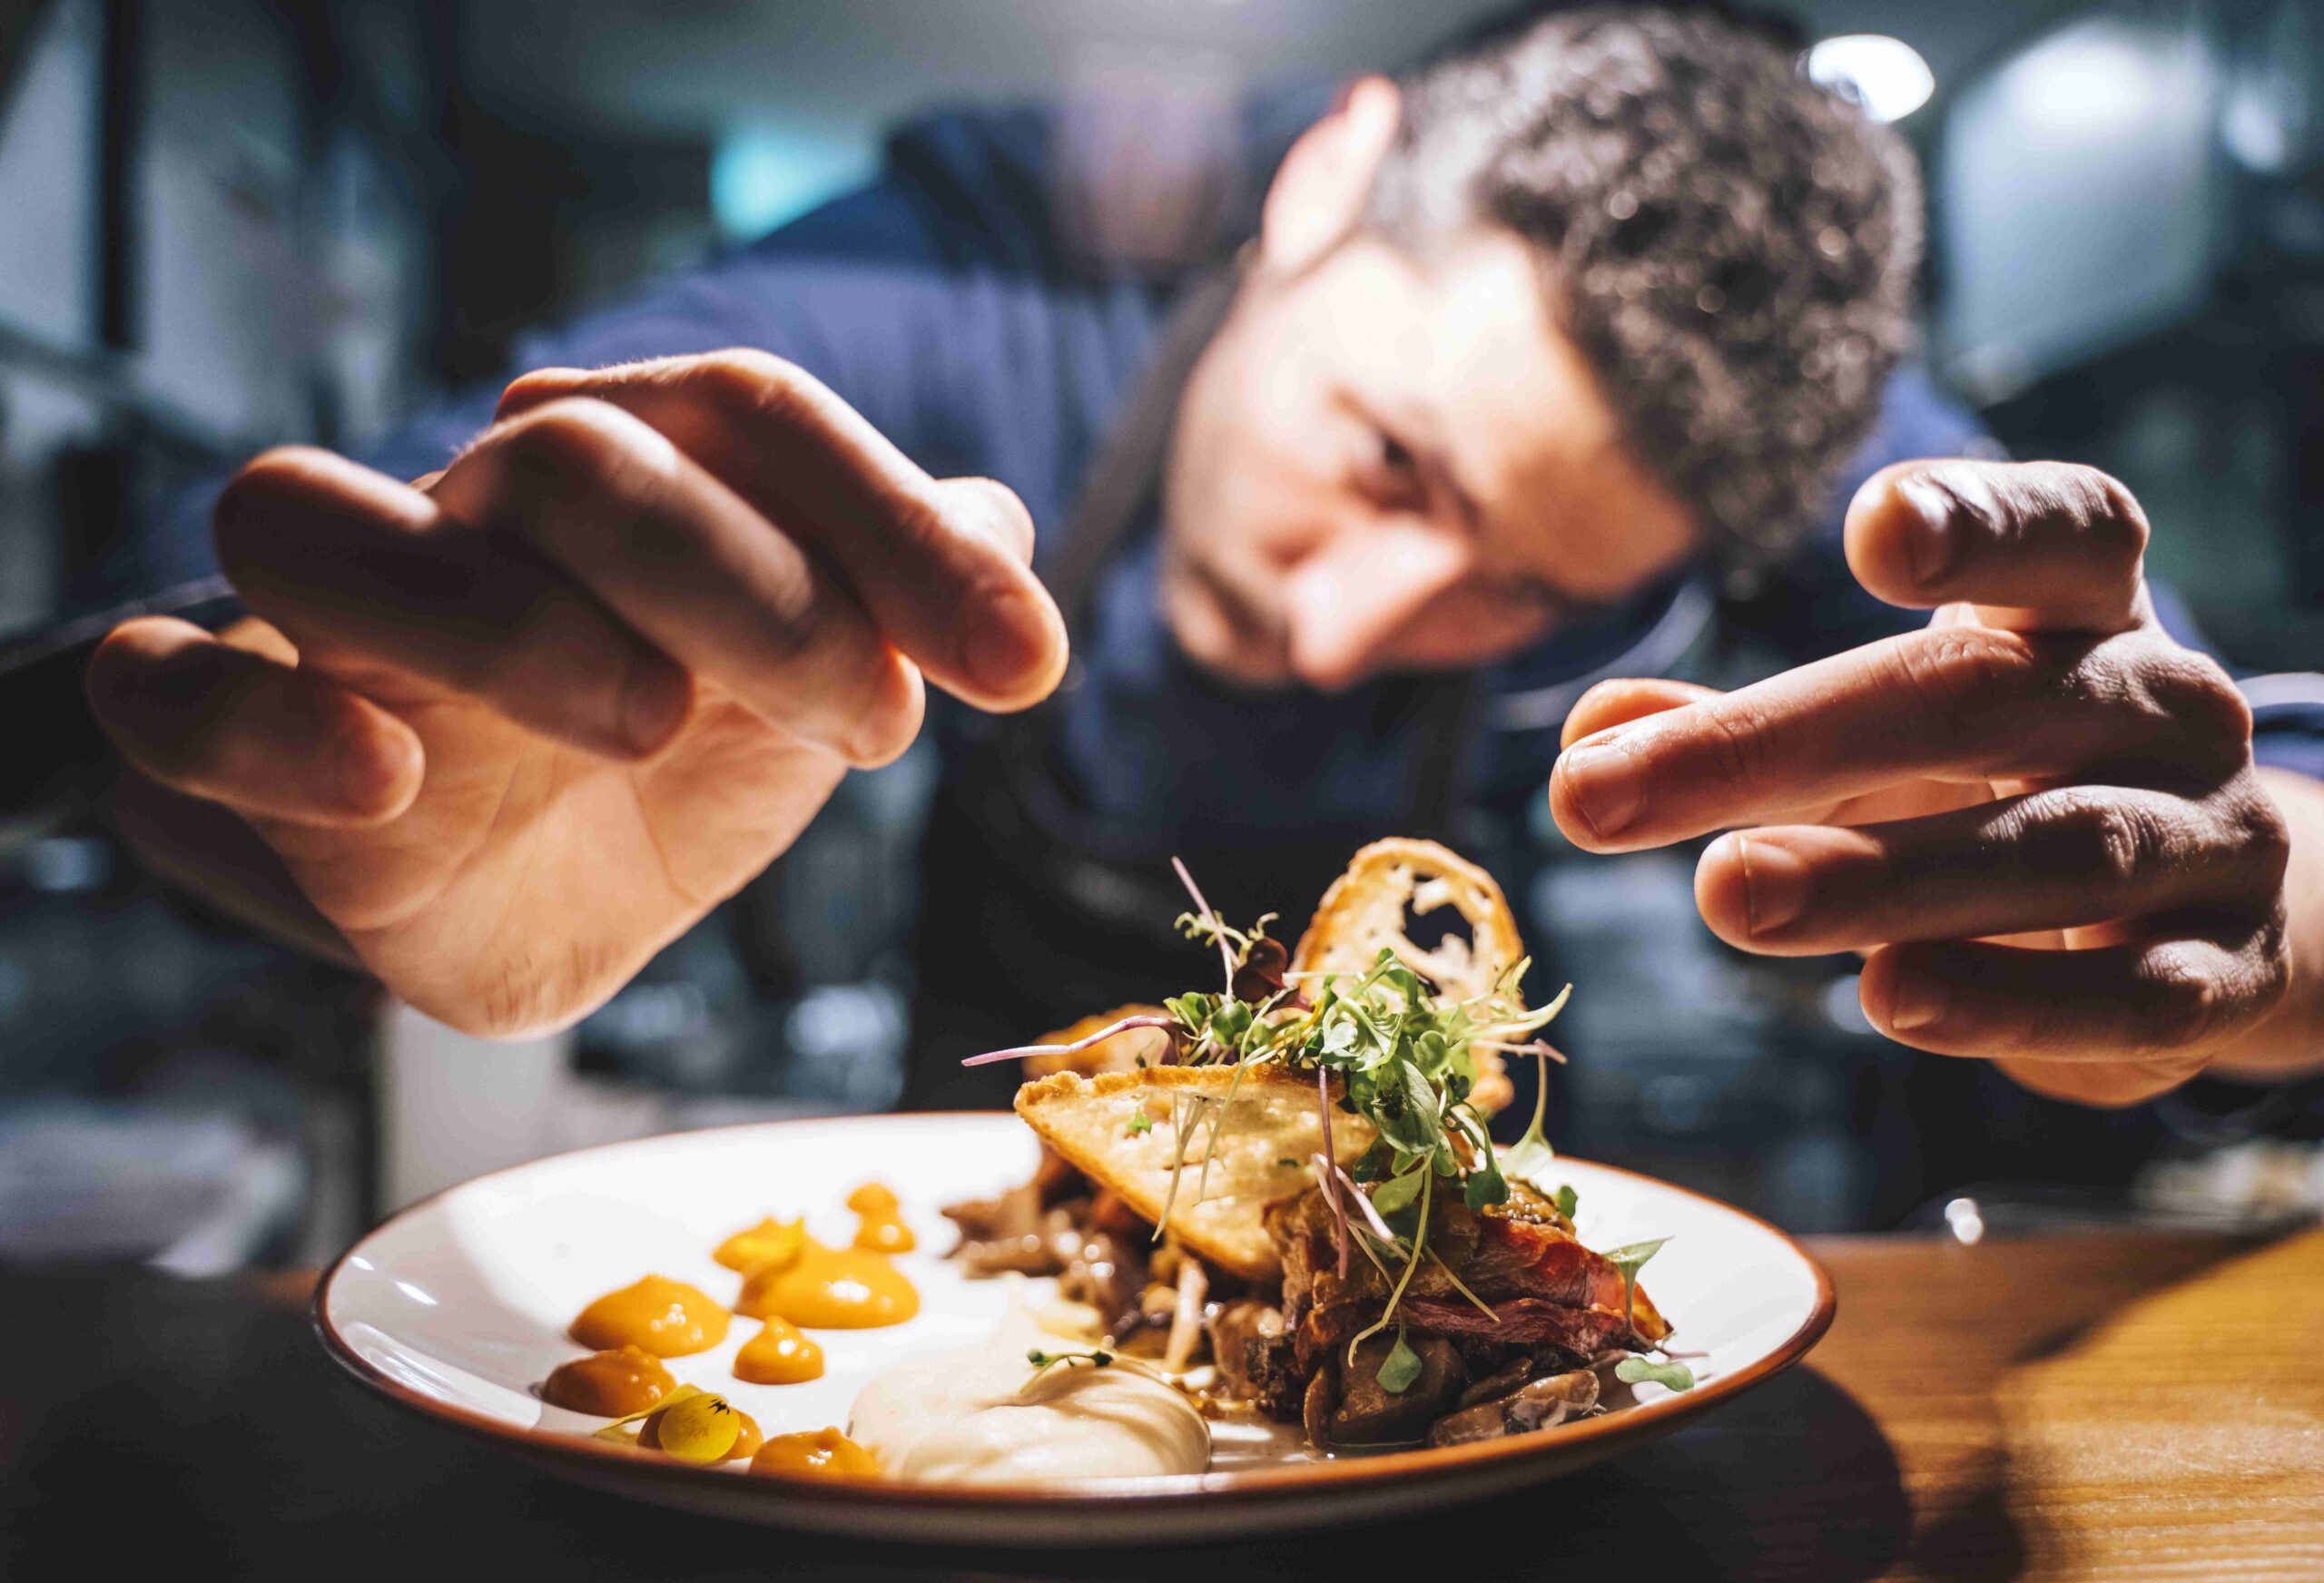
[{"xmin": 1014, "ymin": 1067, "xmax": 1374, "ymax": 1281}]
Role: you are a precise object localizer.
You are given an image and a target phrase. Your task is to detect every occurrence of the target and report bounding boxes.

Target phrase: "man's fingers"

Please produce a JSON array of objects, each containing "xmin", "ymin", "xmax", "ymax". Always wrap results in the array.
[
  {"xmin": 1990, "ymin": 1054, "xmax": 2211, "ymax": 1108},
  {"xmin": 1696, "ymin": 784, "xmax": 2289, "ymax": 956},
  {"xmin": 1559, "ymin": 677, "xmax": 1723, "ymax": 750},
  {"xmin": 86, "ymin": 616, "xmax": 423, "ymax": 827},
  {"xmin": 1857, "ymin": 921, "xmax": 2290, "ymax": 1071},
  {"xmin": 496, "ymin": 352, "xmax": 1066, "ymax": 710},
  {"xmin": 1548, "ymin": 624, "xmax": 2250, "ymax": 851},
  {"xmin": 1845, "ymin": 459, "xmax": 2148, "ymax": 634},
  {"xmin": 431, "ymin": 398, "xmax": 924, "ymax": 767},
  {"xmin": 214, "ymin": 447, "xmax": 697, "ymax": 762}
]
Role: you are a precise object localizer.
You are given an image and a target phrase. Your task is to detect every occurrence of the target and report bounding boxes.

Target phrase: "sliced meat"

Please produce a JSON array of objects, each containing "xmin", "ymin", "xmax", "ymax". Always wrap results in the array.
[
  {"xmin": 1400, "ymin": 1294, "xmax": 1640, "ymax": 1356},
  {"xmin": 1242, "ymin": 1327, "xmax": 1305, "ymax": 1421},
  {"xmin": 1463, "ymin": 1208, "xmax": 1670, "ymax": 1342},
  {"xmin": 1323, "ymin": 1333, "xmax": 1468, "ymax": 1448}
]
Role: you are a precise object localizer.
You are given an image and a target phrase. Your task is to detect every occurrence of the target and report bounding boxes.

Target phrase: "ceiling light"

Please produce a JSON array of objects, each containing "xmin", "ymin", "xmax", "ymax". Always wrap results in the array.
[{"xmin": 1807, "ymin": 34, "xmax": 1936, "ymax": 124}]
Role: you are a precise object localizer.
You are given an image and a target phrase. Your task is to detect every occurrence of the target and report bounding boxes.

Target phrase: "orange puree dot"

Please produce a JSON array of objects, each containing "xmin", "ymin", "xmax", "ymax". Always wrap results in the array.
[
  {"xmin": 852, "ymin": 1213, "xmax": 915, "ymax": 1254},
  {"xmin": 541, "ymin": 1344, "xmax": 675, "ymax": 1416},
  {"xmin": 844, "ymin": 1182, "xmax": 899, "ymax": 1214},
  {"xmin": 736, "ymin": 1239, "xmax": 918, "ymax": 1329},
  {"xmin": 733, "ymin": 1317, "xmax": 825, "ymax": 1384},
  {"xmin": 714, "ymin": 1216, "xmax": 804, "ymax": 1274},
  {"xmin": 569, "ymin": 1275, "xmax": 730, "ymax": 1357},
  {"xmin": 751, "ymin": 1427, "xmax": 880, "ymax": 1480}
]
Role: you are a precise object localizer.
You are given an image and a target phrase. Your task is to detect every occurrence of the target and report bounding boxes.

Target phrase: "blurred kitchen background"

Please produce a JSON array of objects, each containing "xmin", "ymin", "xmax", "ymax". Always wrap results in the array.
[{"xmin": 2, "ymin": 0, "xmax": 2320, "ymax": 1273}]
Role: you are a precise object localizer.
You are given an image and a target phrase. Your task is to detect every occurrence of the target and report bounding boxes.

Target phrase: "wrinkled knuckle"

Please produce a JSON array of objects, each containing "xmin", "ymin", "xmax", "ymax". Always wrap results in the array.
[
  {"xmin": 1697, "ymin": 703, "xmax": 1772, "ymax": 793},
  {"xmin": 2028, "ymin": 792, "xmax": 2151, "ymax": 891},
  {"xmin": 2250, "ymin": 913, "xmax": 2293, "ymax": 1015},
  {"xmin": 689, "ymin": 348, "xmax": 817, "ymax": 426},
  {"xmin": 1891, "ymin": 628, "xmax": 2033, "ymax": 735},
  {"xmin": 2128, "ymin": 943, "xmax": 2230, "ymax": 1055},
  {"xmin": 2079, "ymin": 467, "xmax": 2151, "ymax": 559},
  {"xmin": 502, "ymin": 398, "xmax": 657, "ymax": 489},
  {"xmin": 2225, "ymin": 785, "xmax": 2293, "ymax": 890},
  {"xmin": 2141, "ymin": 955, "xmax": 2227, "ymax": 1053},
  {"xmin": 1941, "ymin": 625, "xmax": 2039, "ymax": 689},
  {"xmin": 2152, "ymin": 650, "xmax": 2253, "ymax": 755}
]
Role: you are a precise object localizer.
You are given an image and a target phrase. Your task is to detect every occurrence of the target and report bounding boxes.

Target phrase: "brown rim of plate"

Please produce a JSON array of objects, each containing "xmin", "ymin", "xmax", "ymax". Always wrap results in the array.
[{"xmin": 313, "ymin": 1111, "xmax": 1837, "ymax": 1512}]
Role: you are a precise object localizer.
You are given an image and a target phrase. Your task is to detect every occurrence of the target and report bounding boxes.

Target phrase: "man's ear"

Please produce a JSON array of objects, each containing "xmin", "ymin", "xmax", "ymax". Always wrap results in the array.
[{"xmin": 1259, "ymin": 75, "xmax": 1402, "ymax": 277}]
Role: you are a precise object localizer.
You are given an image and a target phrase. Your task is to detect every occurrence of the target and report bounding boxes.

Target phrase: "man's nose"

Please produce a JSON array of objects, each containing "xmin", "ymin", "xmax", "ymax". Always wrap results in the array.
[{"xmin": 1281, "ymin": 518, "xmax": 1470, "ymax": 692}]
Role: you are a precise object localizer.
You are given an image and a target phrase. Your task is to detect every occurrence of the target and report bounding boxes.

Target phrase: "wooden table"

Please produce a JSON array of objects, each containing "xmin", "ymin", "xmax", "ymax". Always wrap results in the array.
[{"xmin": 5, "ymin": 1227, "xmax": 2321, "ymax": 1580}]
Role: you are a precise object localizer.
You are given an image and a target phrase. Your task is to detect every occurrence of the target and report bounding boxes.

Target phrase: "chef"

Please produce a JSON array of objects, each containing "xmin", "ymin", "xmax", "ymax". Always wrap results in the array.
[{"xmin": 15, "ymin": 7, "xmax": 2322, "ymax": 1121}]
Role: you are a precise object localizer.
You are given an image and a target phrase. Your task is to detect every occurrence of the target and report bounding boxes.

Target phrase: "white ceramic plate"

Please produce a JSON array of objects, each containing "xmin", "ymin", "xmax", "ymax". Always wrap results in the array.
[{"xmin": 317, "ymin": 1113, "xmax": 1833, "ymax": 1545}]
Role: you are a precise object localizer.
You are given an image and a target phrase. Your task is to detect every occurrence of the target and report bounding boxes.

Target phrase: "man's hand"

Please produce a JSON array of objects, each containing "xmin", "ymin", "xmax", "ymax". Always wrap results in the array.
[
  {"xmin": 84, "ymin": 351, "xmax": 1068, "ymax": 1037},
  {"xmin": 1551, "ymin": 459, "xmax": 2316, "ymax": 1106}
]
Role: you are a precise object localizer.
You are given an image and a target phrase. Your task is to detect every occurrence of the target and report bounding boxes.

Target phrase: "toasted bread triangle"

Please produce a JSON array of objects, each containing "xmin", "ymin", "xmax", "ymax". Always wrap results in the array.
[{"xmin": 1014, "ymin": 1067, "xmax": 1375, "ymax": 1282}]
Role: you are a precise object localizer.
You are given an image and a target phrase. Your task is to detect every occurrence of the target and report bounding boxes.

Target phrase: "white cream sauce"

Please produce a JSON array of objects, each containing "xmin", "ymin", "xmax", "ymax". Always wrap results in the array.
[{"xmin": 848, "ymin": 1317, "xmax": 1208, "ymax": 1485}]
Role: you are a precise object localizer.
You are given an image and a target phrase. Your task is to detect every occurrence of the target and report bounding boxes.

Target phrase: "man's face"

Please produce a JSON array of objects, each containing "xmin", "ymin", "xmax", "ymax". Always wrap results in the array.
[{"xmin": 1161, "ymin": 225, "xmax": 1700, "ymax": 693}]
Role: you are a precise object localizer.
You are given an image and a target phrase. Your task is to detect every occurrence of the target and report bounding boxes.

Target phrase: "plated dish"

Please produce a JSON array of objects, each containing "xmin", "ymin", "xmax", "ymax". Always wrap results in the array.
[{"xmin": 317, "ymin": 841, "xmax": 1835, "ymax": 1542}]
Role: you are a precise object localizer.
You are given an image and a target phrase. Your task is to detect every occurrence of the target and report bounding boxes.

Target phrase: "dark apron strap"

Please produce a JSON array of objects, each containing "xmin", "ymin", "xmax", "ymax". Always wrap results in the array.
[{"xmin": 1043, "ymin": 261, "xmax": 1246, "ymax": 624}]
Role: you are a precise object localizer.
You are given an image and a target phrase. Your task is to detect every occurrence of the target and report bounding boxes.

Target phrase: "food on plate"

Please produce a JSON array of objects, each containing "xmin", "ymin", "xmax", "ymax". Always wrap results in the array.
[
  {"xmin": 569, "ymin": 1274, "xmax": 732, "ymax": 1357},
  {"xmin": 538, "ymin": 1182, "xmax": 924, "ymax": 1469},
  {"xmin": 591, "ymin": 1383, "xmax": 763, "ymax": 1463},
  {"xmin": 846, "ymin": 1182, "xmax": 917, "ymax": 1253},
  {"xmin": 736, "ymin": 1239, "xmax": 920, "ymax": 1328},
  {"xmin": 541, "ymin": 1344, "xmax": 677, "ymax": 1415},
  {"xmin": 531, "ymin": 844, "xmax": 1686, "ymax": 1484},
  {"xmin": 732, "ymin": 1316, "xmax": 825, "ymax": 1384},
  {"xmin": 850, "ymin": 1321, "xmax": 1209, "ymax": 1484},
  {"xmin": 714, "ymin": 1216, "xmax": 805, "ymax": 1273},
  {"xmin": 1010, "ymin": 1066, "xmax": 1373, "ymax": 1282},
  {"xmin": 946, "ymin": 839, "xmax": 1690, "ymax": 1454},
  {"xmin": 750, "ymin": 1427, "xmax": 881, "ymax": 1480}
]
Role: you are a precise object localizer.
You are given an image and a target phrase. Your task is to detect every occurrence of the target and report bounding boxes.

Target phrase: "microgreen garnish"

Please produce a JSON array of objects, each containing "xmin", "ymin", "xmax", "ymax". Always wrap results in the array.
[
  {"xmin": 1553, "ymin": 1184, "xmax": 1579, "ymax": 1219},
  {"xmin": 1376, "ymin": 1329, "xmax": 1423, "ymax": 1393},
  {"xmin": 1497, "ymin": 1021, "xmax": 1570, "ymax": 1195},
  {"xmin": 1614, "ymin": 1356, "xmax": 1696, "ymax": 1392},
  {"xmin": 966, "ymin": 860, "xmax": 1576, "ymax": 1376},
  {"xmin": 1127, "ymin": 1114, "xmax": 1152, "ymax": 1137},
  {"xmin": 1021, "ymin": 1347, "xmax": 1172, "ymax": 1394},
  {"xmin": 1600, "ymin": 1237, "xmax": 1669, "ymax": 1334},
  {"xmin": 1021, "ymin": 1347, "xmax": 1112, "ymax": 1392}
]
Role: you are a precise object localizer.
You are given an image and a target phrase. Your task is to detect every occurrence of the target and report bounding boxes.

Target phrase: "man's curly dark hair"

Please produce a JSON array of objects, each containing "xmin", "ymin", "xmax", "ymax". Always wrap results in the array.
[{"xmin": 1368, "ymin": 6, "xmax": 1919, "ymax": 561}]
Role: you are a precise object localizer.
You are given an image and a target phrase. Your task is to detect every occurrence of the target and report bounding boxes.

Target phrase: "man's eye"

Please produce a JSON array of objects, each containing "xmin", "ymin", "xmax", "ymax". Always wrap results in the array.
[{"xmin": 1360, "ymin": 428, "xmax": 1426, "ymax": 508}]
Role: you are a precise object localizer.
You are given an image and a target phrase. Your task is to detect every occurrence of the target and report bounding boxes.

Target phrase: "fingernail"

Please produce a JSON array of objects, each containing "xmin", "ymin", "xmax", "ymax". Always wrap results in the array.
[
  {"xmin": 1738, "ymin": 835, "xmax": 1811, "ymax": 936},
  {"xmin": 621, "ymin": 659, "xmax": 692, "ymax": 753},
  {"xmin": 961, "ymin": 587, "xmax": 1051, "ymax": 698},
  {"xmin": 1558, "ymin": 738, "xmax": 1643, "ymax": 840},
  {"xmin": 1886, "ymin": 970, "xmax": 1946, "ymax": 1032},
  {"xmin": 1896, "ymin": 476, "xmax": 1958, "ymax": 585}
]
